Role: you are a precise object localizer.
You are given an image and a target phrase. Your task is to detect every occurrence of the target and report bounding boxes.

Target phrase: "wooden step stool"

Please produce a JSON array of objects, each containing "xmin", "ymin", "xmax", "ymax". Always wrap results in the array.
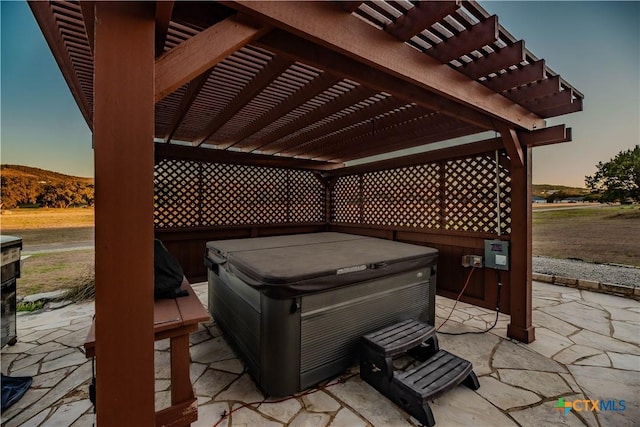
[{"xmin": 360, "ymin": 319, "xmax": 479, "ymax": 427}]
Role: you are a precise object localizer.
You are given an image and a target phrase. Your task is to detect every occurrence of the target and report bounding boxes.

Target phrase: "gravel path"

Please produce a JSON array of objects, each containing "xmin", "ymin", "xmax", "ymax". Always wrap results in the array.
[{"xmin": 533, "ymin": 256, "xmax": 640, "ymax": 288}]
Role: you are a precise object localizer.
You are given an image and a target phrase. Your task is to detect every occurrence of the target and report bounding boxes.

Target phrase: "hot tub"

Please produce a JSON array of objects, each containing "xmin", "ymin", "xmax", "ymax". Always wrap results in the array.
[{"xmin": 205, "ymin": 232, "xmax": 437, "ymax": 396}]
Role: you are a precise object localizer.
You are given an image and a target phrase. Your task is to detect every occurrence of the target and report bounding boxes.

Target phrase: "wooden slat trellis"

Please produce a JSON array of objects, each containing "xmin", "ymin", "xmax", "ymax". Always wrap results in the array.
[
  {"xmin": 154, "ymin": 159, "xmax": 325, "ymax": 228},
  {"xmin": 332, "ymin": 152, "xmax": 511, "ymax": 235}
]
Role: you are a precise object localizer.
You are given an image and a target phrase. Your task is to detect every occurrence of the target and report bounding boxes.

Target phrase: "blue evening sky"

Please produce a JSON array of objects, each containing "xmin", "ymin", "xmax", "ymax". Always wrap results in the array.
[{"xmin": 1, "ymin": 1, "xmax": 639, "ymax": 186}]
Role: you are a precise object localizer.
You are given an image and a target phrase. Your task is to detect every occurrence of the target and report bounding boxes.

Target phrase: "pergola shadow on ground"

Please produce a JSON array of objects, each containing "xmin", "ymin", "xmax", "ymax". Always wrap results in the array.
[
  {"xmin": 29, "ymin": 1, "xmax": 584, "ymax": 424},
  {"xmin": 2, "ymin": 281, "xmax": 638, "ymax": 426}
]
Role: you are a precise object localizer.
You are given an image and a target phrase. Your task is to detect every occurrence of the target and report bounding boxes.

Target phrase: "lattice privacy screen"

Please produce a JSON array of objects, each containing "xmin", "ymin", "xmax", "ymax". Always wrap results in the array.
[
  {"xmin": 154, "ymin": 159, "xmax": 325, "ymax": 228},
  {"xmin": 332, "ymin": 152, "xmax": 512, "ymax": 235}
]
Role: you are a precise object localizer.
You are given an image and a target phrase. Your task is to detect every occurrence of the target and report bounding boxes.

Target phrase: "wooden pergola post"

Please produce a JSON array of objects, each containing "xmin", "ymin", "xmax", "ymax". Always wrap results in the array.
[
  {"xmin": 506, "ymin": 141, "xmax": 535, "ymax": 343},
  {"xmin": 93, "ymin": 3, "xmax": 156, "ymax": 425}
]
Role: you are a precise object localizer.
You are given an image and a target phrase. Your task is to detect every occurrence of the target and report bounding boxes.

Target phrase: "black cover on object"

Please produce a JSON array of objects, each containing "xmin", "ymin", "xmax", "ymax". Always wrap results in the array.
[{"xmin": 206, "ymin": 233, "xmax": 438, "ymax": 297}]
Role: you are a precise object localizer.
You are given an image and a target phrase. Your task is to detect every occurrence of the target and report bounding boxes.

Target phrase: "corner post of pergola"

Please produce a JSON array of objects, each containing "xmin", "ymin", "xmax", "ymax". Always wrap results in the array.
[
  {"xmin": 93, "ymin": 2, "xmax": 156, "ymax": 424},
  {"xmin": 501, "ymin": 127, "xmax": 535, "ymax": 343}
]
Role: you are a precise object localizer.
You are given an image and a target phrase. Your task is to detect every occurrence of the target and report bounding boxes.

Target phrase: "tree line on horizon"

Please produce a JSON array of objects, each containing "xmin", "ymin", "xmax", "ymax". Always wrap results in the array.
[{"xmin": 0, "ymin": 165, "xmax": 94, "ymax": 209}]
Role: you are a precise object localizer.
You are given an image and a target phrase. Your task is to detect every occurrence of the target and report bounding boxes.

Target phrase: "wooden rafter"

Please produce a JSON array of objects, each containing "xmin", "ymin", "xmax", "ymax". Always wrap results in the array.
[
  {"xmin": 338, "ymin": 1, "xmax": 363, "ymax": 13},
  {"xmin": 504, "ymin": 75, "xmax": 560, "ymax": 104},
  {"xmin": 154, "ymin": 14, "xmax": 270, "ymax": 103},
  {"xmin": 482, "ymin": 60, "xmax": 545, "ymax": 92},
  {"xmin": 275, "ymin": 96, "xmax": 404, "ymax": 156},
  {"xmin": 298, "ymin": 106, "xmax": 433, "ymax": 159},
  {"xmin": 255, "ymin": 30, "xmax": 498, "ymax": 131},
  {"xmin": 518, "ymin": 124, "xmax": 571, "ymax": 147},
  {"xmin": 193, "ymin": 55, "xmax": 292, "ymax": 146},
  {"xmin": 245, "ymin": 85, "xmax": 376, "ymax": 153},
  {"xmin": 155, "ymin": 1, "xmax": 174, "ymax": 57},
  {"xmin": 428, "ymin": 15, "xmax": 498, "ymax": 63},
  {"xmin": 385, "ymin": 1, "xmax": 460, "ymax": 42},
  {"xmin": 460, "ymin": 40, "xmax": 525, "ymax": 80},
  {"xmin": 522, "ymin": 89, "xmax": 573, "ymax": 112},
  {"xmin": 325, "ymin": 118, "xmax": 482, "ymax": 162},
  {"xmin": 535, "ymin": 98, "xmax": 583, "ymax": 118},
  {"xmin": 163, "ymin": 69, "xmax": 213, "ymax": 143},
  {"xmin": 232, "ymin": 1, "xmax": 544, "ymax": 131},
  {"xmin": 30, "ymin": 1, "xmax": 93, "ymax": 127},
  {"xmin": 220, "ymin": 73, "xmax": 344, "ymax": 149}
]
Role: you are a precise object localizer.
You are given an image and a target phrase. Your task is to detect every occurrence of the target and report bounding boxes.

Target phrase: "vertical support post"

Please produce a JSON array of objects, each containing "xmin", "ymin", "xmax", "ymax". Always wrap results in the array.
[
  {"xmin": 93, "ymin": 3, "xmax": 156, "ymax": 425},
  {"xmin": 507, "ymin": 146, "xmax": 535, "ymax": 343}
]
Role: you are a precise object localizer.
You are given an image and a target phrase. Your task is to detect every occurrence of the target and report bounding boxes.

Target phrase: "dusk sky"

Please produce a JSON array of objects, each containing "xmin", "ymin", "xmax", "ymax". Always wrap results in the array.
[{"xmin": 1, "ymin": 1, "xmax": 639, "ymax": 187}]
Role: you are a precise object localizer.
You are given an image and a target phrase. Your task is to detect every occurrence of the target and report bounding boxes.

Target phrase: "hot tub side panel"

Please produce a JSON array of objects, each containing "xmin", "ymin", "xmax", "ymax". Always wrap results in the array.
[{"xmin": 298, "ymin": 266, "xmax": 435, "ymax": 389}]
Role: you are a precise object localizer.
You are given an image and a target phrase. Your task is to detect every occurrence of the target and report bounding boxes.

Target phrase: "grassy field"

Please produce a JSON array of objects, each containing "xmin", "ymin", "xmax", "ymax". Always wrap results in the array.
[
  {"xmin": 1, "ymin": 207, "xmax": 94, "ymax": 296},
  {"xmin": 1, "ymin": 205, "xmax": 638, "ymax": 296},
  {"xmin": 532, "ymin": 204, "xmax": 640, "ymax": 266}
]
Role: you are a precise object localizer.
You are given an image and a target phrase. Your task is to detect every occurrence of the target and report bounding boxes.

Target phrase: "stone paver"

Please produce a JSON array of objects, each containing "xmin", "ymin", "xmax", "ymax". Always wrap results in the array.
[{"xmin": 2, "ymin": 281, "xmax": 638, "ymax": 427}]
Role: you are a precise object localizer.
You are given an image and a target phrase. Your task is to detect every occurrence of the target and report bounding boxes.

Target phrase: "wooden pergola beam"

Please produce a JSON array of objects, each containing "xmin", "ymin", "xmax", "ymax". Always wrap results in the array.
[
  {"xmin": 154, "ymin": 14, "xmax": 270, "ymax": 102},
  {"xmin": 428, "ymin": 15, "xmax": 498, "ymax": 63},
  {"xmin": 522, "ymin": 89, "xmax": 573, "ymax": 112},
  {"xmin": 500, "ymin": 126, "xmax": 525, "ymax": 169},
  {"xmin": 518, "ymin": 124, "xmax": 571, "ymax": 147},
  {"xmin": 503, "ymin": 75, "xmax": 560, "ymax": 104},
  {"xmin": 231, "ymin": 1, "xmax": 544, "ymax": 131},
  {"xmin": 535, "ymin": 97, "xmax": 583, "ymax": 118},
  {"xmin": 461, "ymin": 40, "xmax": 525, "ymax": 80},
  {"xmin": 324, "ymin": 137, "xmax": 505, "ymax": 177},
  {"xmin": 386, "ymin": 1, "xmax": 460, "ymax": 42},
  {"xmin": 154, "ymin": 142, "xmax": 341, "ymax": 171},
  {"xmin": 327, "ymin": 122, "xmax": 483, "ymax": 163},
  {"xmin": 483, "ymin": 60, "xmax": 545, "ymax": 93},
  {"xmin": 194, "ymin": 55, "xmax": 292, "ymax": 146}
]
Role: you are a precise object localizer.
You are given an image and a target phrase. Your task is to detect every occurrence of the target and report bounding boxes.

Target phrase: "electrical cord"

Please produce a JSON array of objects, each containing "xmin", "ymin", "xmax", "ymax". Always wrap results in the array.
[
  {"xmin": 212, "ymin": 372, "xmax": 359, "ymax": 427},
  {"xmin": 436, "ymin": 268, "xmax": 503, "ymax": 336}
]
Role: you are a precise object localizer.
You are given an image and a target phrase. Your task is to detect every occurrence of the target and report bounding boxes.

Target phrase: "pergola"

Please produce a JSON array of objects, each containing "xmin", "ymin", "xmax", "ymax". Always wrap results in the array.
[{"xmin": 30, "ymin": 1, "xmax": 583, "ymax": 425}]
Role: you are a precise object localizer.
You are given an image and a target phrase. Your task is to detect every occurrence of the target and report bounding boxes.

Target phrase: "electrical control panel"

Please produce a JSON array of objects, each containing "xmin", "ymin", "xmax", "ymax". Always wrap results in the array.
[{"xmin": 484, "ymin": 240, "xmax": 510, "ymax": 271}]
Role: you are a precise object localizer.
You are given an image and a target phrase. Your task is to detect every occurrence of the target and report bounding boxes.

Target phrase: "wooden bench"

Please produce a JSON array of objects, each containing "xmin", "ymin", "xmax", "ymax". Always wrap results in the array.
[{"xmin": 84, "ymin": 279, "xmax": 211, "ymax": 426}]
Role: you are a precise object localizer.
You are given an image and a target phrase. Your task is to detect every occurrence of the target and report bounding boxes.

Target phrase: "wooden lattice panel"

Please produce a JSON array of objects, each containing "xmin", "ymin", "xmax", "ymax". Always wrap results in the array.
[
  {"xmin": 154, "ymin": 160, "xmax": 325, "ymax": 228},
  {"xmin": 444, "ymin": 154, "xmax": 511, "ymax": 234},
  {"xmin": 332, "ymin": 175, "xmax": 361, "ymax": 223},
  {"xmin": 361, "ymin": 164, "xmax": 441, "ymax": 228},
  {"xmin": 288, "ymin": 170, "xmax": 326, "ymax": 223},
  {"xmin": 332, "ymin": 152, "xmax": 511, "ymax": 235},
  {"xmin": 154, "ymin": 160, "xmax": 202, "ymax": 228}
]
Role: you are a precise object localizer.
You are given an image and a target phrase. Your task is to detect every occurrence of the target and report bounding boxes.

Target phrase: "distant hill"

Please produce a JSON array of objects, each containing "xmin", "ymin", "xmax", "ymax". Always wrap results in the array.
[
  {"xmin": 1, "ymin": 165, "xmax": 94, "ymax": 209},
  {"xmin": 532, "ymin": 184, "xmax": 590, "ymax": 198},
  {"xmin": 0, "ymin": 165, "xmax": 92, "ymax": 184}
]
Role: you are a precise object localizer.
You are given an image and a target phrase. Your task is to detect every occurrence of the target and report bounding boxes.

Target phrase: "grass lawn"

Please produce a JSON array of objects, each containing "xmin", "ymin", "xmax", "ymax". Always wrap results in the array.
[
  {"xmin": 532, "ymin": 205, "xmax": 640, "ymax": 266},
  {"xmin": 1, "ymin": 207, "xmax": 95, "ymax": 297},
  {"xmin": 18, "ymin": 250, "xmax": 94, "ymax": 298}
]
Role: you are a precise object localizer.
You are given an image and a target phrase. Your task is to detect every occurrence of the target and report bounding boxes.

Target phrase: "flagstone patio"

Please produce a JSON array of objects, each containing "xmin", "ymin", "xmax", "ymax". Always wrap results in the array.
[{"xmin": 2, "ymin": 281, "xmax": 638, "ymax": 426}]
